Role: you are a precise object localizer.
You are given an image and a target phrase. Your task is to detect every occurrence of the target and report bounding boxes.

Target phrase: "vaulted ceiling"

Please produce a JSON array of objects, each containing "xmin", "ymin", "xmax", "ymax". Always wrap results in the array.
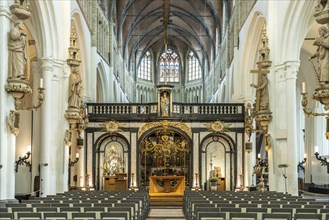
[{"xmin": 110, "ymin": 0, "xmax": 232, "ymax": 72}]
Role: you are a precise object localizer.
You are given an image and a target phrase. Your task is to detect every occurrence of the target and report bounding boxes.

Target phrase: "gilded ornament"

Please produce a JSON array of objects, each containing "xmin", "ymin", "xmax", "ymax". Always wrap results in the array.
[
  {"xmin": 138, "ymin": 120, "xmax": 191, "ymax": 138},
  {"xmin": 204, "ymin": 120, "xmax": 230, "ymax": 133},
  {"xmin": 101, "ymin": 120, "xmax": 124, "ymax": 133}
]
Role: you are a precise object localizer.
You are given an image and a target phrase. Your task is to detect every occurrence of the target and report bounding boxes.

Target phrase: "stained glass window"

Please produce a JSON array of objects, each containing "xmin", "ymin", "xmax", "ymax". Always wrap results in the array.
[{"xmin": 159, "ymin": 49, "xmax": 179, "ymax": 83}]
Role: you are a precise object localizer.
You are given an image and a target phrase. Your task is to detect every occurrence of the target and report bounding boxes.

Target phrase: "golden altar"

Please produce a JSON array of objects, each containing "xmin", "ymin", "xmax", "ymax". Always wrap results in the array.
[{"xmin": 149, "ymin": 176, "xmax": 185, "ymax": 205}]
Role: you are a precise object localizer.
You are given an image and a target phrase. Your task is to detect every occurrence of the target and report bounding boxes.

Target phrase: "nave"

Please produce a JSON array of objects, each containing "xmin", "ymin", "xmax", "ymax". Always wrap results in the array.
[{"xmin": 0, "ymin": 189, "xmax": 328, "ymax": 220}]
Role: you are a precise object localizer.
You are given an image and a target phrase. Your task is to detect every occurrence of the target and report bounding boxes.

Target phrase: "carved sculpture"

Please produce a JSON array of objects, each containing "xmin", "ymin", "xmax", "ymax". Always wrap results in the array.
[
  {"xmin": 68, "ymin": 68, "xmax": 83, "ymax": 109},
  {"xmin": 251, "ymin": 74, "xmax": 269, "ymax": 111},
  {"xmin": 8, "ymin": 20, "xmax": 26, "ymax": 80},
  {"xmin": 104, "ymin": 145, "xmax": 122, "ymax": 175},
  {"xmin": 309, "ymin": 26, "xmax": 329, "ymax": 85}
]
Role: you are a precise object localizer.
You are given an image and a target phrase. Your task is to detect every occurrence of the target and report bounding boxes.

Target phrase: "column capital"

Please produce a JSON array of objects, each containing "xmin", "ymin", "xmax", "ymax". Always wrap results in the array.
[
  {"xmin": 40, "ymin": 58, "xmax": 54, "ymax": 72},
  {"xmin": 275, "ymin": 61, "xmax": 300, "ymax": 81}
]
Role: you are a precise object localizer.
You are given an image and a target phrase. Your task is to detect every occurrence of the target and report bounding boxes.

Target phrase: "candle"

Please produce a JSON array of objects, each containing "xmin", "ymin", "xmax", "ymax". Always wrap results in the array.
[
  {"xmin": 302, "ymin": 82, "xmax": 306, "ymax": 93},
  {"xmin": 39, "ymin": 78, "xmax": 44, "ymax": 88},
  {"xmin": 258, "ymin": 153, "xmax": 261, "ymax": 159},
  {"xmin": 76, "ymin": 153, "xmax": 80, "ymax": 158},
  {"xmin": 314, "ymin": 146, "xmax": 319, "ymax": 153},
  {"xmin": 304, "ymin": 153, "xmax": 307, "ymax": 159},
  {"xmin": 26, "ymin": 145, "xmax": 31, "ymax": 153}
]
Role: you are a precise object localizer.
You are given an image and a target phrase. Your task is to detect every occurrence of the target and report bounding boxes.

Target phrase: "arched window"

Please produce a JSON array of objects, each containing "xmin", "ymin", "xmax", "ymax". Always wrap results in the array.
[
  {"xmin": 138, "ymin": 51, "xmax": 152, "ymax": 81},
  {"xmin": 159, "ymin": 49, "xmax": 179, "ymax": 83},
  {"xmin": 188, "ymin": 51, "xmax": 201, "ymax": 81}
]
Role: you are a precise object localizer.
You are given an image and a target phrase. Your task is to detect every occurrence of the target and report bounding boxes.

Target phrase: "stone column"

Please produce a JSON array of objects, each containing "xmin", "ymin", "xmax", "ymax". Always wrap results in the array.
[
  {"xmin": 39, "ymin": 58, "xmax": 54, "ymax": 197},
  {"xmin": 0, "ymin": 4, "xmax": 17, "ymax": 204},
  {"xmin": 285, "ymin": 61, "xmax": 299, "ymax": 195},
  {"xmin": 273, "ymin": 61, "xmax": 299, "ymax": 195}
]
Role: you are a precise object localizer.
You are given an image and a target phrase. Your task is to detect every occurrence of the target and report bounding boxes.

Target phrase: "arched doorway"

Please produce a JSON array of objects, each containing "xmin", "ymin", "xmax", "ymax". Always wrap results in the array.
[
  {"xmin": 94, "ymin": 134, "xmax": 130, "ymax": 190},
  {"xmin": 200, "ymin": 134, "xmax": 236, "ymax": 191},
  {"xmin": 138, "ymin": 122, "xmax": 192, "ymax": 189}
]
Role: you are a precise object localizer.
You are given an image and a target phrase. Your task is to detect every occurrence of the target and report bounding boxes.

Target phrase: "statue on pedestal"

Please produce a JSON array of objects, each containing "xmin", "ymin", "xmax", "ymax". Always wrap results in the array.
[
  {"xmin": 251, "ymin": 74, "xmax": 269, "ymax": 111},
  {"xmin": 68, "ymin": 68, "xmax": 83, "ymax": 109}
]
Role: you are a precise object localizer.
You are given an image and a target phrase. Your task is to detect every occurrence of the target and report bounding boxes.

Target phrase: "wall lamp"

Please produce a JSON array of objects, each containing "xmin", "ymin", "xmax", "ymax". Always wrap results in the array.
[
  {"xmin": 69, "ymin": 153, "xmax": 79, "ymax": 167},
  {"xmin": 314, "ymin": 147, "xmax": 328, "ymax": 173},
  {"xmin": 15, "ymin": 151, "xmax": 31, "ymax": 172}
]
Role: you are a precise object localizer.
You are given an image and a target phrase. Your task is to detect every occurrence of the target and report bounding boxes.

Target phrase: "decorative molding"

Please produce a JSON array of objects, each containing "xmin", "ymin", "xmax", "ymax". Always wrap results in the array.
[{"xmin": 138, "ymin": 120, "xmax": 192, "ymax": 138}]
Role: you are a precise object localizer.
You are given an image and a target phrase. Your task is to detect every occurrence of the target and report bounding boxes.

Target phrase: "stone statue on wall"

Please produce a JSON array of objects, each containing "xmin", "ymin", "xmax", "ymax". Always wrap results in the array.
[
  {"xmin": 8, "ymin": 20, "xmax": 26, "ymax": 80},
  {"xmin": 68, "ymin": 68, "xmax": 83, "ymax": 109},
  {"xmin": 309, "ymin": 26, "xmax": 329, "ymax": 85},
  {"xmin": 251, "ymin": 74, "xmax": 269, "ymax": 111}
]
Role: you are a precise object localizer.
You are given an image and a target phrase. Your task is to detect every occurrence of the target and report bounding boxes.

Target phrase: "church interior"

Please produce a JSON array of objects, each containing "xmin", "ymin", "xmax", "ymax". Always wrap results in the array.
[{"xmin": 0, "ymin": 0, "xmax": 328, "ymax": 219}]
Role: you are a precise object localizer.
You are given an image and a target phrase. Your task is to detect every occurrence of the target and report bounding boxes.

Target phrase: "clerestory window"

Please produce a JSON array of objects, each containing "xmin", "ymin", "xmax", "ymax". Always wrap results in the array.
[
  {"xmin": 138, "ymin": 51, "xmax": 152, "ymax": 81},
  {"xmin": 188, "ymin": 51, "xmax": 201, "ymax": 81}
]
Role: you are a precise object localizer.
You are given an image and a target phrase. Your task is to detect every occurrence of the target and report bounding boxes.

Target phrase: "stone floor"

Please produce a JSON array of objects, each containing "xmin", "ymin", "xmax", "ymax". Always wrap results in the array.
[{"xmin": 147, "ymin": 206, "xmax": 186, "ymax": 220}]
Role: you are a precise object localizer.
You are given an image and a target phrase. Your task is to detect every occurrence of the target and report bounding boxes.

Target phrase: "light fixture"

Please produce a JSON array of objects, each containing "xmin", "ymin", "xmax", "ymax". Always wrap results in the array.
[
  {"xmin": 15, "ymin": 149, "xmax": 31, "ymax": 172},
  {"xmin": 69, "ymin": 153, "xmax": 79, "ymax": 167},
  {"xmin": 301, "ymin": 7, "xmax": 329, "ymax": 140},
  {"xmin": 314, "ymin": 150, "xmax": 328, "ymax": 174},
  {"xmin": 301, "ymin": 82, "xmax": 329, "ymax": 140}
]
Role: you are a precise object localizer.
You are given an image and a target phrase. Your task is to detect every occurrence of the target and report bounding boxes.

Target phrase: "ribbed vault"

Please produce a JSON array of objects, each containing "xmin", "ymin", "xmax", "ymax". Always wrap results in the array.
[{"xmin": 109, "ymin": 0, "xmax": 232, "ymax": 75}]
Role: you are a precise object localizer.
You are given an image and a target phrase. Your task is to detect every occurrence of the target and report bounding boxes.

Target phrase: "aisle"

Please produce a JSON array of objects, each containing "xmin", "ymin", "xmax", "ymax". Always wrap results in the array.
[{"xmin": 147, "ymin": 206, "xmax": 186, "ymax": 220}]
